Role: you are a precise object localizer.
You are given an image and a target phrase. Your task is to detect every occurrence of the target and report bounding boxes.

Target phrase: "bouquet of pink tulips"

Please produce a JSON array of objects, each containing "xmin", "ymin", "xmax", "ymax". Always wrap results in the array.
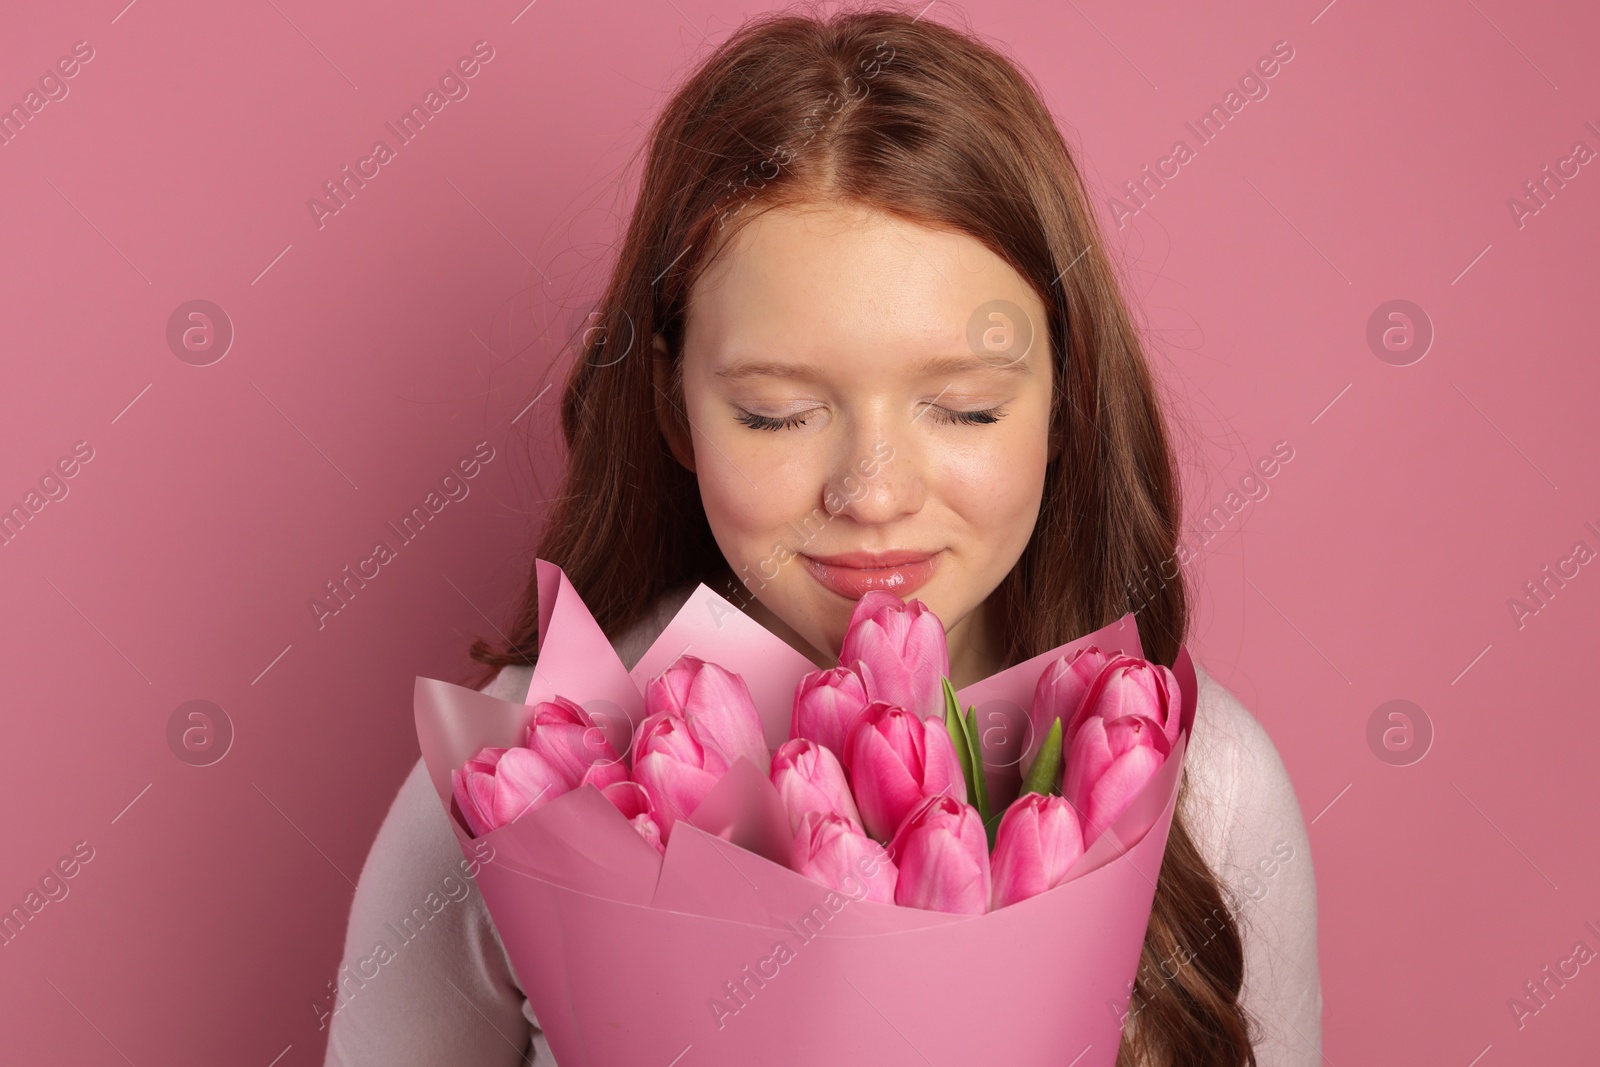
[{"xmin": 415, "ymin": 559, "xmax": 1197, "ymax": 1066}]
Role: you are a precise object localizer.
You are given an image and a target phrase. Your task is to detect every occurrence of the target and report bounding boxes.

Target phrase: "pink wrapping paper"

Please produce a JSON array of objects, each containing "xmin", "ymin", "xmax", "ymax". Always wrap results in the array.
[{"xmin": 415, "ymin": 559, "xmax": 1197, "ymax": 1066}]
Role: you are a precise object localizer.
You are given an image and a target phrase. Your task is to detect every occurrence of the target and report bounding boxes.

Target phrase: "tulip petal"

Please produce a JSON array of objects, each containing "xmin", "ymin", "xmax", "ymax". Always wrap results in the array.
[
  {"xmin": 1084, "ymin": 745, "xmax": 1165, "ymax": 842},
  {"xmin": 645, "ymin": 656, "xmax": 769, "ymax": 774},
  {"xmin": 579, "ymin": 757, "xmax": 628, "ymax": 792},
  {"xmin": 525, "ymin": 696, "xmax": 621, "ymax": 788},
  {"xmin": 772, "ymin": 738, "xmax": 863, "ymax": 834},
  {"xmin": 792, "ymin": 811, "xmax": 898, "ymax": 903},
  {"xmin": 888, "ymin": 794, "xmax": 990, "ymax": 914},
  {"xmin": 989, "ymin": 793, "xmax": 1084, "ymax": 909},
  {"xmin": 1062, "ymin": 715, "xmax": 1115, "ymax": 813},
  {"xmin": 629, "ymin": 812, "xmax": 665, "ymax": 854},
  {"xmin": 840, "ymin": 593, "xmax": 950, "ymax": 721},
  {"xmin": 689, "ymin": 662, "xmax": 768, "ymax": 765},
  {"xmin": 922, "ymin": 716, "xmax": 968, "ymax": 807},
  {"xmin": 452, "ymin": 768, "xmax": 493, "ymax": 838},
  {"xmin": 791, "ymin": 666, "xmax": 871, "ymax": 760},
  {"xmin": 491, "ymin": 747, "xmax": 568, "ymax": 827},
  {"xmin": 599, "ymin": 780, "xmax": 651, "ymax": 819},
  {"xmin": 633, "ymin": 753, "xmax": 721, "ymax": 843},
  {"xmin": 849, "ymin": 721, "xmax": 929, "ymax": 841}
]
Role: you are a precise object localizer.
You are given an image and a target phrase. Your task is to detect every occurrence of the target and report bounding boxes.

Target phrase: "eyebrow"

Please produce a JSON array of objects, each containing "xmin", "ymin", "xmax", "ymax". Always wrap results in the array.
[{"xmin": 712, "ymin": 350, "xmax": 1031, "ymax": 382}]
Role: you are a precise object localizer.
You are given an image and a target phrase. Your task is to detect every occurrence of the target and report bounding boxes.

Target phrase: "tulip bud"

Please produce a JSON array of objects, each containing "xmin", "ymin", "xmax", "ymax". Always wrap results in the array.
[
  {"xmin": 630, "ymin": 710, "xmax": 727, "ymax": 844},
  {"xmin": 451, "ymin": 745, "xmax": 570, "ymax": 837},
  {"xmin": 600, "ymin": 780, "xmax": 665, "ymax": 854},
  {"xmin": 1066, "ymin": 655, "xmax": 1182, "ymax": 751},
  {"xmin": 989, "ymin": 793, "xmax": 1085, "ymax": 908},
  {"xmin": 845, "ymin": 702, "xmax": 967, "ymax": 841},
  {"xmin": 645, "ymin": 654, "xmax": 770, "ymax": 774},
  {"xmin": 790, "ymin": 667, "xmax": 871, "ymax": 760},
  {"xmin": 839, "ymin": 590, "xmax": 950, "ymax": 722},
  {"xmin": 1063, "ymin": 714, "xmax": 1171, "ymax": 845},
  {"xmin": 1024, "ymin": 646, "xmax": 1111, "ymax": 772},
  {"xmin": 792, "ymin": 811, "xmax": 898, "ymax": 903},
  {"xmin": 888, "ymin": 793, "xmax": 991, "ymax": 914},
  {"xmin": 524, "ymin": 695, "xmax": 626, "ymax": 790},
  {"xmin": 771, "ymin": 738, "xmax": 863, "ymax": 834}
]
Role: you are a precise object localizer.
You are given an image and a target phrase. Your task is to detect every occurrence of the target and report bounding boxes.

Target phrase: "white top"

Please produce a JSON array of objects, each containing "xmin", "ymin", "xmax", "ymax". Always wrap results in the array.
[{"xmin": 323, "ymin": 586, "xmax": 1323, "ymax": 1064}]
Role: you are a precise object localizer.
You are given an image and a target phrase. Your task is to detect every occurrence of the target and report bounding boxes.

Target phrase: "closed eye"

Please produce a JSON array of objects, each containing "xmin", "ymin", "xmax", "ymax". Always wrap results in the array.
[
  {"xmin": 734, "ymin": 405, "xmax": 1008, "ymax": 432},
  {"xmin": 930, "ymin": 405, "xmax": 1006, "ymax": 426},
  {"xmin": 735, "ymin": 410, "xmax": 812, "ymax": 431}
]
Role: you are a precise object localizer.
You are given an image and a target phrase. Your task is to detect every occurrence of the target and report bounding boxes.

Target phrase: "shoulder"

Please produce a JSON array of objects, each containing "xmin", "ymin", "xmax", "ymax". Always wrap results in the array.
[
  {"xmin": 1178, "ymin": 659, "xmax": 1325, "ymax": 1062},
  {"xmin": 325, "ymin": 669, "xmax": 538, "ymax": 1061},
  {"xmin": 325, "ymin": 619, "xmax": 695, "ymax": 1061},
  {"xmin": 480, "ymin": 655, "xmax": 536, "ymax": 708},
  {"xmin": 1179, "ymin": 660, "xmax": 1304, "ymax": 866}
]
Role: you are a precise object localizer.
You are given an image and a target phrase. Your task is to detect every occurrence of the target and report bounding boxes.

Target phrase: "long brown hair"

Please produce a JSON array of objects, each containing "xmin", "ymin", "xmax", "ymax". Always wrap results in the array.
[{"xmin": 468, "ymin": 5, "xmax": 1256, "ymax": 1062}]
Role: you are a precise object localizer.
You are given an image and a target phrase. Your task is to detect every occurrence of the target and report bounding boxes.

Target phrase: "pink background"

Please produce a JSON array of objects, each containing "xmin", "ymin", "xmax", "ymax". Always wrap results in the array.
[{"xmin": 1, "ymin": 0, "xmax": 1595, "ymax": 1063}]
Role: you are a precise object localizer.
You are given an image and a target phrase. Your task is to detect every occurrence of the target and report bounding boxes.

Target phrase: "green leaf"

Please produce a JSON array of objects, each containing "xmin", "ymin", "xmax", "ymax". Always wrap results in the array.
[
  {"xmin": 1019, "ymin": 717, "xmax": 1063, "ymax": 797},
  {"xmin": 942, "ymin": 676, "xmax": 961, "ymax": 726},
  {"xmin": 942, "ymin": 678, "xmax": 976, "ymax": 807},
  {"xmin": 964, "ymin": 705, "xmax": 989, "ymax": 825},
  {"xmin": 941, "ymin": 678, "xmax": 991, "ymax": 829}
]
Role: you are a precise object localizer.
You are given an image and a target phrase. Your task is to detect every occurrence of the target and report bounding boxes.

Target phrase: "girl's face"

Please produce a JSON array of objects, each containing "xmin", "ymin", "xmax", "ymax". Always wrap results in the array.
[{"xmin": 656, "ymin": 201, "xmax": 1055, "ymax": 680}]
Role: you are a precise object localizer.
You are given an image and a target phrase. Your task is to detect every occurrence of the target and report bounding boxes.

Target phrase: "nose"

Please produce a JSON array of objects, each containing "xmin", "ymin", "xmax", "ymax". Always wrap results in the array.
[{"xmin": 822, "ymin": 422, "xmax": 923, "ymax": 525}]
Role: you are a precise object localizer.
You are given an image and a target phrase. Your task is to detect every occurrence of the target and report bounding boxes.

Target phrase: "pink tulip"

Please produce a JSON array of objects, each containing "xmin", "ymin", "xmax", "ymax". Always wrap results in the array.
[
  {"xmin": 629, "ymin": 710, "xmax": 728, "ymax": 844},
  {"xmin": 989, "ymin": 793, "xmax": 1085, "ymax": 908},
  {"xmin": 578, "ymin": 759, "xmax": 628, "ymax": 792},
  {"xmin": 888, "ymin": 793, "xmax": 991, "ymax": 914},
  {"xmin": 1065, "ymin": 655, "xmax": 1182, "ymax": 751},
  {"xmin": 600, "ymin": 780, "xmax": 665, "ymax": 854},
  {"xmin": 839, "ymin": 590, "xmax": 950, "ymax": 722},
  {"xmin": 791, "ymin": 666, "xmax": 871, "ymax": 760},
  {"xmin": 770, "ymin": 738, "xmax": 862, "ymax": 834},
  {"xmin": 451, "ymin": 745, "xmax": 570, "ymax": 837},
  {"xmin": 845, "ymin": 702, "xmax": 966, "ymax": 841},
  {"xmin": 524, "ymin": 695, "xmax": 627, "ymax": 791},
  {"xmin": 1024, "ymin": 646, "xmax": 1112, "ymax": 774},
  {"xmin": 1063, "ymin": 714, "xmax": 1172, "ymax": 844},
  {"xmin": 645, "ymin": 654, "xmax": 770, "ymax": 774},
  {"xmin": 792, "ymin": 810, "xmax": 898, "ymax": 903}
]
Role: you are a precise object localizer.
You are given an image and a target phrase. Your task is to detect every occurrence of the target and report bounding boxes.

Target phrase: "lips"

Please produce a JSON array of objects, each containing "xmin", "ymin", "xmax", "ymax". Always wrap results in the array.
[
  {"xmin": 802, "ymin": 549, "xmax": 940, "ymax": 600},
  {"xmin": 808, "ymin": 549, "xmax": 935, "ymax": 568}
]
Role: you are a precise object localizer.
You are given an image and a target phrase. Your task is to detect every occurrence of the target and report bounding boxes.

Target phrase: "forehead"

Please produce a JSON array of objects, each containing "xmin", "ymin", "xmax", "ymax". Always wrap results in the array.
[{"xmin": 684, "ymin": 202, "xmax": 1044, "ymax": 377}]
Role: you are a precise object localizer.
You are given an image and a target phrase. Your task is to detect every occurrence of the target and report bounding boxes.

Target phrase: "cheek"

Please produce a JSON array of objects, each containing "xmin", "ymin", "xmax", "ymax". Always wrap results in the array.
[
  {"xmin": 692, "ymin": 433, "xmax": 826, "ymax": 568},
  {"xmin": 937, "ymin": 418, "xmax": 1049, "ymax": 537}
]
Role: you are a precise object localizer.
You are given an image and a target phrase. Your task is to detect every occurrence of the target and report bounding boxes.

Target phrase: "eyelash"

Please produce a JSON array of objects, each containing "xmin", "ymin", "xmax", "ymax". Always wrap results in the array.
[{"xmin": 734, "ymin": 406, "xmax": 1008, "ymax": 431}]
